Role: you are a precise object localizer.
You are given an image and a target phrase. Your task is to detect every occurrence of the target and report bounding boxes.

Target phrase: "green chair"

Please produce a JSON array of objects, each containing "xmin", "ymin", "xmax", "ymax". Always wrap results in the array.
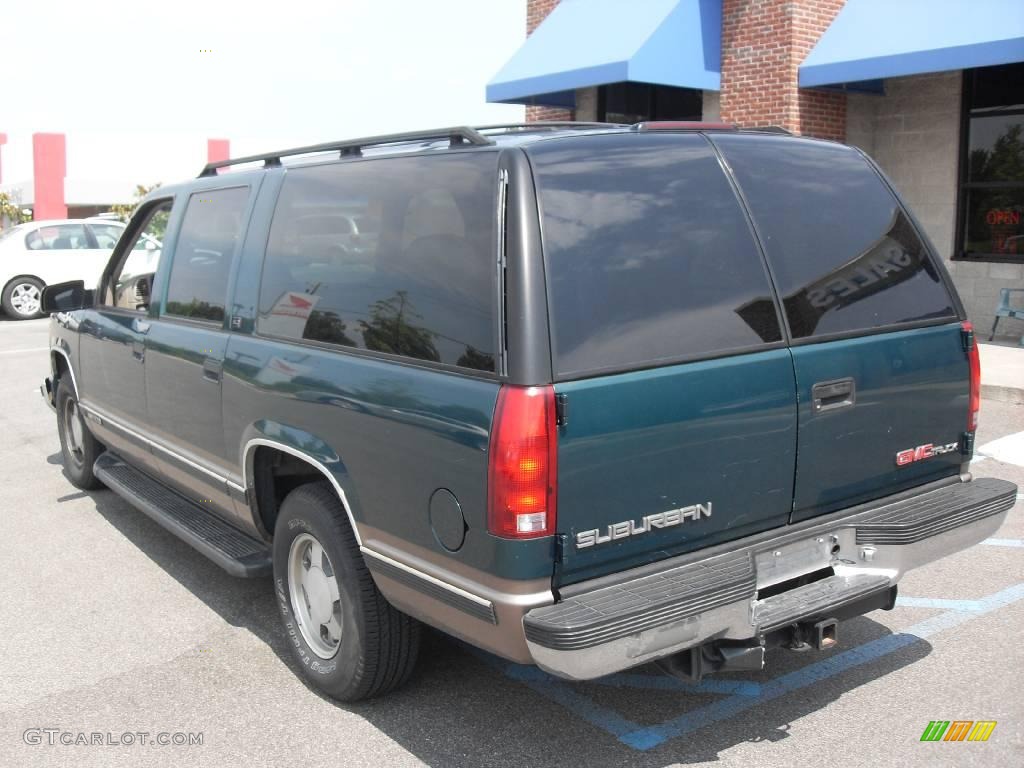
[{"xmin": 990, "ymin": 288, "xmax": 1024, "ymax": 345}]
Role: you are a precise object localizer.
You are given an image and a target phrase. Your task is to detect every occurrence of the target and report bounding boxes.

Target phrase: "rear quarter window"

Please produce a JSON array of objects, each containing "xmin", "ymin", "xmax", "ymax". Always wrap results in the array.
[
  {"xmin": 257, "ymin": 152, "xmax": 498, "ymax": 372},
  {"xmin": 711, "ymin": 134, "xmax": 957, "ymax": 339},
  {"xmin": 529, "ymin": 133, "xmax": 782, "ymax": 378}
]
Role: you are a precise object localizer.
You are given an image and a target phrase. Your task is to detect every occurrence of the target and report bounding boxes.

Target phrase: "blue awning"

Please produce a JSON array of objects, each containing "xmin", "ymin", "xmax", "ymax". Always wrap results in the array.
[
  {"xmin": 801, "ymin": 0, "xmax": 1024, "ymax": 88},
  {"xmin": 487, "ymin": 0, "xmax": 721, "ymax": 108}
]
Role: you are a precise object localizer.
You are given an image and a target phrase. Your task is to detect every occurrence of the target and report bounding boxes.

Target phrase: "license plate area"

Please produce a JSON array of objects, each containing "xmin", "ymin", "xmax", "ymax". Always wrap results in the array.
[{"xmin": 755, "ymin": 533, "xmax": 835, "ymax": 591}]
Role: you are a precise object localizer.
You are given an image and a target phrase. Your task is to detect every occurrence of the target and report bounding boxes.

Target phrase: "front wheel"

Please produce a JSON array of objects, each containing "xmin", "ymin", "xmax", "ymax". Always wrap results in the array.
[
  {"xmin": 273, "ymin": 482, "xmax": 420, "ymax": 701},
  {"xmin": 2, "ymin": 277, "xmax": 45, "ymax": 319},
  {"xmin": 55, "ymin": 378, "xmax": 104, "ymax": 490}
]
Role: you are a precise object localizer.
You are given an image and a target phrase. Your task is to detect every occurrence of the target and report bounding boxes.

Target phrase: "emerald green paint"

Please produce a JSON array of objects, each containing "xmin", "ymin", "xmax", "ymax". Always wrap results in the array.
[
  {"xmin": 790, "ymin": 323, "xmax": 966, "ymax": 522},
  {"xmin": 553, "ymin": 348, "xmax": 798, "ymax": 585}
]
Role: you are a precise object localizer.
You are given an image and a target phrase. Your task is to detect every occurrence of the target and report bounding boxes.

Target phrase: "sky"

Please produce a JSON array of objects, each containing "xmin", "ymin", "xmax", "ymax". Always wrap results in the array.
[{"xmin": 0, "ymin": 0, "xmax": 526, "ymax": 191}]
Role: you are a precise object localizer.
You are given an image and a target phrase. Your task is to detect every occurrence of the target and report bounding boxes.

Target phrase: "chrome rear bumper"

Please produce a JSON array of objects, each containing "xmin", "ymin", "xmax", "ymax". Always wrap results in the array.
[{"xmin": 525, "ymin": 477, "xmax": 1017, "ymax": 680}]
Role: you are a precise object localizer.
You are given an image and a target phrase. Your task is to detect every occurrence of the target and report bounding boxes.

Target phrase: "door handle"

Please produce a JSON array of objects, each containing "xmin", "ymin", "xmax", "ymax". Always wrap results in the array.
[
  {"xmin": 812, "ymin": 377, "xmax": 856, "ymax": 413},
  {"xmin": 202, "ymin": 358, "xmax": 223, "ymax": 383},
  {"xmin": 132, "ymin": 318, "xmax": 151, "ymax": 334}
]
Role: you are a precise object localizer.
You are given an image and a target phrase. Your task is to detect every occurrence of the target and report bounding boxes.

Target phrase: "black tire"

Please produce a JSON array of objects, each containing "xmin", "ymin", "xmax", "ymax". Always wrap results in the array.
[
  {"xmin": 273, "ymin": 481, "xmax": 420, "ymax": 701},
  {"xmin": 2, "ymin": 277, "xmax": 45, "ymax": 320},
  {"xmin": 55, "ymin": 378, "xmax": 104, "ymax": 490}
]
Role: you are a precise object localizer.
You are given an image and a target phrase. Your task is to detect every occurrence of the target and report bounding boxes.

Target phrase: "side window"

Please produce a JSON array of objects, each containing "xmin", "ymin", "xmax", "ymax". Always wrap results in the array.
[
  {"xmin": 25, "ymin": 224, "xmax": 89, "ymax": 250},
  {"xmin": 89, "ymin": 224, "xmax": 125, "ymax": 249},
  {"xmin": 258, "ymin": 153, "xmax": 497, "ymax": 372},
  {"xmin": 103, "ymin": 201, "xmax": 172, "ymax": 311},
  {"xmin": 529, "ymin": 133, "xmax": 782, "ymax": 378},
  {"xmin": 164, "ymin": 187, "xmax": 249, "ymax": 323},
  {"xmin": 712, "ymin": 134, "xmax": 957, "ymax": 339}
]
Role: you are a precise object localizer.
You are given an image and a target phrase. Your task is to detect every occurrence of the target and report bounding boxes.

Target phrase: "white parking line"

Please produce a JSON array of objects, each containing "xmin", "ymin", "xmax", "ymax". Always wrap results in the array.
[
  {"xmin": 0, "ymin": 347, "xmax": 49, "ymax": 355},
  {"xmin": 977, "ymin": 431, "xmax": 1024, "ymax": 468}
]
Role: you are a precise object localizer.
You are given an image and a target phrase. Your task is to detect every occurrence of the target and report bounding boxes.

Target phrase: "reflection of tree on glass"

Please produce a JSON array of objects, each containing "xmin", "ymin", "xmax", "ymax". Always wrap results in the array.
[
  {"xmin": 305, "ymin": 309, "xmax": 356, "ymax": 347},
  {"xmin": 164, "ymin": 299, "xmax": 224, "ymax": 322},
  {"xmin": 969, "ymin": 124, "xmax": 1023, "ymax": 184},
  {"xmin": 966, "ymin": 124, "xmax": 1023, "ymax": 255},
  {"xmin": 456, "ymin": 346, "xmax": 495, "ymax": 371},
  {"xmin": 360, "ymin": 290, "xmax": 440, "ymax": 362}
]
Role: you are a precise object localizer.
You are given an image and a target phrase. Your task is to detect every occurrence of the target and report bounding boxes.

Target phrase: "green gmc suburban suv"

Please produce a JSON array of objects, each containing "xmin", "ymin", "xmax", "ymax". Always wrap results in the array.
[{"xmin": 41, "ymin": 123, "xmax": 1018, "ymax": 701}]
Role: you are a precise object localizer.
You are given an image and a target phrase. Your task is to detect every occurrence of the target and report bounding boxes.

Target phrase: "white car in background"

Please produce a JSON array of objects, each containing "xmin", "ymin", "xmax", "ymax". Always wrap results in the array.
[{"xmin": 0, "ymin": 218, "xmax": 157, "ymax": 319}]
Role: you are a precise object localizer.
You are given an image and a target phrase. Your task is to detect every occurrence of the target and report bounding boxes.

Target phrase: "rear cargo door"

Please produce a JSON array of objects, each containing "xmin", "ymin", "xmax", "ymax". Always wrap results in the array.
[
  {"xmin": 527, "ymin": 133, "xmax": 798, "ymax": 586},
  {"xmin": 712, "ymin": 134, "xmax": 966, "ymax": 523}
]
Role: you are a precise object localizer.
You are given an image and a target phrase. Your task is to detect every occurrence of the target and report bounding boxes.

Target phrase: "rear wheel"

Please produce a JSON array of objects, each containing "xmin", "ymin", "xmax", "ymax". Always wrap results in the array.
[
  {"xmin": 55, "ymin": 378, "xmax": 104, "ymax": 490},
  {"xmin": 272, "ymin": 482, "xmax": 420, "ymax": 701},
  {"xmin": 2, "ymin": 277, "xmax": 45, "ymax": 319}
]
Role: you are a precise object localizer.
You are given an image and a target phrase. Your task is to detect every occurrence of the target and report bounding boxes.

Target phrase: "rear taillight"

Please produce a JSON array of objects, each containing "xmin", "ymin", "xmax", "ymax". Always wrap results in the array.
[
  {"xmin": 487, "ymin": 385, "xmax": 557, "ymax": 538},
  {"xmin": 963, "ymin": 321, "xmax": 981, "ymax": 431}
]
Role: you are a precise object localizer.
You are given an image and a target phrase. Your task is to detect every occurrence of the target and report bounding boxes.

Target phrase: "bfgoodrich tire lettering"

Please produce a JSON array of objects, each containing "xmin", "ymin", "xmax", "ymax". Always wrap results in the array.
[
  {"xmin": 272, "ymin": 481, "xmax": 420, "ymax": 701},
  {"xmin": 55, "ymin": 378, "xmax": 104, "ymax": 490}
]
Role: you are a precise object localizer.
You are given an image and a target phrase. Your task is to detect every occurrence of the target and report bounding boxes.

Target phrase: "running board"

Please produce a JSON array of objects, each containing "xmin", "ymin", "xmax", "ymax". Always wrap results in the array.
[{"xmin": 94, "ymin": 453, "xmax": 271, "ymax": 577}]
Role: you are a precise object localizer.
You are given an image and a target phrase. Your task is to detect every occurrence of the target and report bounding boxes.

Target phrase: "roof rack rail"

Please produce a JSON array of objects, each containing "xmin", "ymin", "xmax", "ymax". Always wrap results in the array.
[
  {"xmin": 633, "ymin": 121, "xmax": 738, "ymax": 132},
  {"xmin": 475, "ymin": 121, "xmax": 626, "ymax": 133},
  {"xmin": 744, "ymin": 125, "xmax": 793, "ymax": 135},
  {"xmin": 198, "ymin": 126, "xmax": 494, "ymax": 177}
]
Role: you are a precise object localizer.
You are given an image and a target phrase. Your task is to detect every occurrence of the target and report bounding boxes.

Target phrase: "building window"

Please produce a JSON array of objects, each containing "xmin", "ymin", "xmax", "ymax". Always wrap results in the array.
[
  {"xmin": 597, "ymin": 83, "xmax": 702, "ymax": 124},
  {"xmin": 957, "ymin": 62, "xmax": 1024, "ymax": 262}
]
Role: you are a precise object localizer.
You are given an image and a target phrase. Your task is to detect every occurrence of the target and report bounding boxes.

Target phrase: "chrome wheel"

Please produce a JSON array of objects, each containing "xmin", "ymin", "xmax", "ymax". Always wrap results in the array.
[
  {"xmin": 62, "ymin": 397, "xmax": 85, "ymax": 465},
  {"xmin": 10, "ymin": 282, "xmax": 41, "ymax": 317},
  {"xmin": 288, "ymin": 532, "xmax": 343, "ymax": 659}
]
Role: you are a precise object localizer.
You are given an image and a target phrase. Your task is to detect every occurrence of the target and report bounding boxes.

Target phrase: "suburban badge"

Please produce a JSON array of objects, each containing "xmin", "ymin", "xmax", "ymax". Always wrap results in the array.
[{"xmin": 575, "ymin": 503, "xmax": 712, "ymax": 549}]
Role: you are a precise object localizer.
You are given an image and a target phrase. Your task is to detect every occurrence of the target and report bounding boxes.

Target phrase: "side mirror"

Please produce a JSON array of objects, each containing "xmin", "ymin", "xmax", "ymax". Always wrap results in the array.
[{"xmin": 41, "ymin": 280, "xmax": 93, "ymax": 313}]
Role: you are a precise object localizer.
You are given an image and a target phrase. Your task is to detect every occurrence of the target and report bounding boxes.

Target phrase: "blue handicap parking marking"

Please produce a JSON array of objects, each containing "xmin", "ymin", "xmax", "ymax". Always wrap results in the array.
[{"xmin": 475, "ymin": 581, "xmax": 1024, "ymax": 752}]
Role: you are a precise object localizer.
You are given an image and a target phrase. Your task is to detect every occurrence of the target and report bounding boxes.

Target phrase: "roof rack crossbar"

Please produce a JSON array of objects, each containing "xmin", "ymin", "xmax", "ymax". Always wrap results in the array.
[{"xmin": 198, "ymin": 126, "xmax": 494, "ymax": 177}]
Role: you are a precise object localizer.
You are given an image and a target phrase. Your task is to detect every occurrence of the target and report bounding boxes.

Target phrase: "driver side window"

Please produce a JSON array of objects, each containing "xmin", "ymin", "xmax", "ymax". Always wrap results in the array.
[{"xmin": 102, "ymin": 201, "xmax": 171, "ymax": 311}]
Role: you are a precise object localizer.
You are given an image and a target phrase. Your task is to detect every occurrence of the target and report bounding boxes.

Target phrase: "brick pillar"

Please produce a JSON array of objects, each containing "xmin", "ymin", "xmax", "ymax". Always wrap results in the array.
[
  {"xmin": 33, "ymin": 133, "xmax": 67, "ymax": 220},
  {"xmin": 720, "ymin": 0, "xmax": 846, "ymax": 140},
  {"xmin": 525, "ymin": 0, "xmax": 574, "ymax": 122}
]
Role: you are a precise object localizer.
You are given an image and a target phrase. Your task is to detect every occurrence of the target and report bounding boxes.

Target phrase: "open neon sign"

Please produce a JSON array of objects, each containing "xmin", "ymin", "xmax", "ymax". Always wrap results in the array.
[{"xmin": 986, "ymin": 209, "xmax": 1021, "ymax": 226}]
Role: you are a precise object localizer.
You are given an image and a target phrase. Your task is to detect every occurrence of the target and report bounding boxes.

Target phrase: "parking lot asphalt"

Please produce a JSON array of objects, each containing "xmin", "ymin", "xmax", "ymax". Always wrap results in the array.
[{"xmin": 0, "ymin": 315, "xmax": 1021, "ymax": 768}]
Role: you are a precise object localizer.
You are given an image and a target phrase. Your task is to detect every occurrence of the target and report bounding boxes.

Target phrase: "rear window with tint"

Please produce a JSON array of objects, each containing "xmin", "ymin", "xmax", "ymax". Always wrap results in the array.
[
  {"xmin": 711, "ymin": 134, "xmax": 956, "ymax": 339},
  {"xmin": 530, "ymin": 133, "xmax": 782, "ymax": 378}
]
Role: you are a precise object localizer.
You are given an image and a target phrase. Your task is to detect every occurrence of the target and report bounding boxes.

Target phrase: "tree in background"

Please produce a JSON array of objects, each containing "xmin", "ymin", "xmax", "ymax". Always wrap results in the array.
[
  {"xmin": 0, "ymin": 191, "xmax": 30, "ymax": 229},
  {"xmin": 108, "ymin": 183, "xmax": 166, "ymax": 238}
]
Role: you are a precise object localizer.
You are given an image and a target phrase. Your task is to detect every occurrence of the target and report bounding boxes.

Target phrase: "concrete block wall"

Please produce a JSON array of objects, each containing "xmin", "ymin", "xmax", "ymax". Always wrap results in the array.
[
  {"xmin": 847, "ymin": 71, "xmax": 1024, "ymax": 335},
  {"xmin": 702, "ymin": 90, "xmax": 721, "ymax": 122}
]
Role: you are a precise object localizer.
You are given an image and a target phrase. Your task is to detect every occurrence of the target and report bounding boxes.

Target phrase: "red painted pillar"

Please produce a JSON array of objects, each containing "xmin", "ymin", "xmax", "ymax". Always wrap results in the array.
[
  {"xmin": 0, "ymin": 133, "xmax": 7, "ymax": 185},
  {"xmin": 207, "ymin": 138, "xmax": 230, "ymax": 168},
  {"xmin": 33, "ymin": 133, "xmax": 67, "ymax": 220}
]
